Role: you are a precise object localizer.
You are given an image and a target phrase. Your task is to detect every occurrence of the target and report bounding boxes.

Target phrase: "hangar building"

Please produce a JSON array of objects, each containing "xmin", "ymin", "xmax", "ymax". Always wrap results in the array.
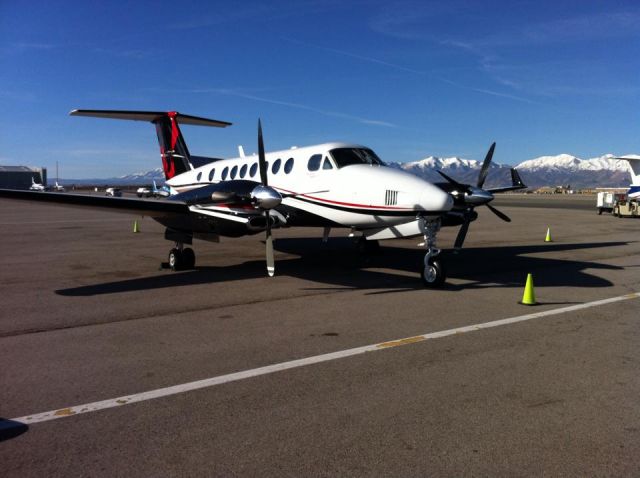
[{"xmin": 0, "ymin": 166, "xmax": 47, "ymax": 189}]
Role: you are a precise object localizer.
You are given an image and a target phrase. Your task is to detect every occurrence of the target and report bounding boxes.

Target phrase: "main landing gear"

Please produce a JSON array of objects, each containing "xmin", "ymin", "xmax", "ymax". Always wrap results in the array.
[
  {"xmin": 419, "ymin": 216, "xmax": 446, "ymax": 287},
  {"xmin": 168, "ymin": 243, "xmax": 196, "ymax": 271}
]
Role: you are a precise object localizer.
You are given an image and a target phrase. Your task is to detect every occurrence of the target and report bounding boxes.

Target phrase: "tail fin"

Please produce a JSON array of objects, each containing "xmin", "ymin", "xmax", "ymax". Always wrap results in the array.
[
  {"xmin": 486, "ymin": 168, "xmax": 527, "ymax": 194},
  {"xmin": 70, "ymin": 110, "xmax": 231, "ymax": 180},
  {"xmin": 615, "ymin": 156, "xmax": 640, "ymax": 186},
  {"xmin": 510, "ymin": 168, "xmax": 525, "ymax": 188}
]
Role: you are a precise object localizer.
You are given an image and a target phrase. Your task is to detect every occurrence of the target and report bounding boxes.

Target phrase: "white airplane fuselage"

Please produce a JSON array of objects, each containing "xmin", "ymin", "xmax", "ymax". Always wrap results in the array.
[{"xmin": 166, "ymin": 142, "xmax": 453, "ymax": 231}]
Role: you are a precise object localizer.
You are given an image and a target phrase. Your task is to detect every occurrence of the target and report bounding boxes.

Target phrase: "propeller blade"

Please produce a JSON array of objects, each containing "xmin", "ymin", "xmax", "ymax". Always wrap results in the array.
[
  {"xmin": 258, "ymin": 120, "xmax": 275, "ymax": 276},
  {"xmin": 487, "ymin": 203, "xmax": 511, "ymax": 222},
  {"xmin": 437, "ymin": 170, "xmax": 468, "ymax": 191},
  {"xmin": 258, "ymin": 119, "xmax": 268, "ymax": 187},
  {"xmin": 265, "ymin": 212, "xmax": 275, "ymax": 277},
  {"xmin": 477, "ymin": 142, "xmax": 496, "ymax": 188},
  {"xmin": 454, "ymin": 217, "xmax": 471, "ymax": 250}
]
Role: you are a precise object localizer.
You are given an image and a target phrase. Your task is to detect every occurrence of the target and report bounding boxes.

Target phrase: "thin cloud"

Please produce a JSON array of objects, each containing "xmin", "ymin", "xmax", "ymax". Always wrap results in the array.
[
  {"xmin": 286, "ymin": 37, "xmax": 536, "ymax": 104},
  {"xmin": 193, "ymin": 87, "xmax": 398, "ymax": 128}
]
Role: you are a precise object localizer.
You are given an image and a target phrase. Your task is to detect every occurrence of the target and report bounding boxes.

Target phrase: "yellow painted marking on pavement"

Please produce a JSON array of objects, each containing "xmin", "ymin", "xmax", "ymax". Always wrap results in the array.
[
  {"xmin": 54, "ymin": 408, "xmax": 76, "ymax": 417},
  {"xmin": 377, "ymin": 336, "xmax": 425, "ymax": 348}
]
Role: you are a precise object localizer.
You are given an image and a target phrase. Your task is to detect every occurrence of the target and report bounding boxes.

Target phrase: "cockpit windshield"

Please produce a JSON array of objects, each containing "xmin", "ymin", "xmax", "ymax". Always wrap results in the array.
[{"xmin": 329, "ymin": 148, "xmax": 385, "ymax": 168}]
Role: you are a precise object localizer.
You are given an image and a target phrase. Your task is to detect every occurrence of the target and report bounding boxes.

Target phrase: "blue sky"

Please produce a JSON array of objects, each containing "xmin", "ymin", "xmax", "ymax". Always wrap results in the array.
[{"xmin": 1, "ymin": 0, "xmax": 638, "ymax": 178}]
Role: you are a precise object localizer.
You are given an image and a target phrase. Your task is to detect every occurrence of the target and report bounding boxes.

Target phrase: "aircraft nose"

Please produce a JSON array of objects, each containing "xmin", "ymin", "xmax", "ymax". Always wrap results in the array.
[{"xmin": 420, "ymin": 185, "xmax": 453, "ymax": 212}]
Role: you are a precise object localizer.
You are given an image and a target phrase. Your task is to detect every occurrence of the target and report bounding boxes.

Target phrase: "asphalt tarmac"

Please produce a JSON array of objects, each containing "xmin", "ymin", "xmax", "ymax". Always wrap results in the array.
[{"xmin": 1, "ymin": 194, "xmax": 639, "ymax": 476}]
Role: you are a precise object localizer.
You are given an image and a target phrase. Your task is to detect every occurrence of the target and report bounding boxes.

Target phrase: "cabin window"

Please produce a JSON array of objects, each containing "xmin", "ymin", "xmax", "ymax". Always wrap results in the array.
[
  {"xmin": 222, "ymin": 167, "xmax": 229, "ymax": 180},
  {"xmin": 197, "ymin": 172, "xmax": 202, "ymax": 181},
  {"xmin": 307, "ymin": 154, "xmax": 322, "ymax": 171},
  {"xmin": 322, "ymin": 157, "xmax": 333, "ymax": 170},
  {"xmin": 250, "ymin": 163, "xmax": 258, "ymax": 177},
  {"xmin": 231, "ymin": 165, "xmax": 238, "ymax": 179},
  {"xmin": 208, "ymin": 168, "xmax": 215, "ymax": 181},
  {"xmin": 272, "ymin": 158, "xmax": 281, "ymax": 174},
  {"xmin": 284, "ymin": 158, "xmax": 294, "ymax": 174},
  {"xmin": 240, "ymin": 164, "xmax": 247, "ymax": 178}
]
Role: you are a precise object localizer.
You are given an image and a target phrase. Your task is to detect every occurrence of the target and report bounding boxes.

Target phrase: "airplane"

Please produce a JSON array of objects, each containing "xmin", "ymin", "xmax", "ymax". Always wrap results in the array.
[
  {"xmin": 0, "ymin": 109, "xmax": 526, "ymax": 287},
  {"xmin": 152, "ymin": 179, "xmax": 170, "ymax": 198},
  {"xmin": 53, "ymin": 181, "xmax": 65, "ymax": 192},
  {"xmin": 137, "ymin": 180, "xmax": 169, "ymax": 198},
  {"xmin": 29, "ymin": 177, "xmax": 45, "ymax": 191},
  {"xmin": 614, "ymin": 156, "xmax": 640, "ymax": 200}
]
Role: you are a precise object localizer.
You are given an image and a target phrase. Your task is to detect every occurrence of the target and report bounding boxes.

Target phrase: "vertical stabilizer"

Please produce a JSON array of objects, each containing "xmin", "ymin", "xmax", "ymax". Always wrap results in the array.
[{"xmin": 615, "ymin": 156, "xmax": 640, "ymax": 199}]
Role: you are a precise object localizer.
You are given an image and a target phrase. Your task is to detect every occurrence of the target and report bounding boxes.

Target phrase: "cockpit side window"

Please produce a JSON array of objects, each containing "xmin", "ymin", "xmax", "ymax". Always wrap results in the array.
[
  {"xmin": 322, "ymin": 157, "xmax": 333, "ymax": 170},
  {"xmin": 329, "ymin": 148, "xmax": 385, "ymax": 168},
  {"xmin": 307, "ymin": 154, "xmax": 322, "ymax": 171}
]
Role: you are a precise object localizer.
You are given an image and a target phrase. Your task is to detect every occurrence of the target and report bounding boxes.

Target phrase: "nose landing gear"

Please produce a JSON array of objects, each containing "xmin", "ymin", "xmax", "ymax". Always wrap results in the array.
[{"xmin": 419, "ymin": 216, "xmax": 446, "ymax": 287}]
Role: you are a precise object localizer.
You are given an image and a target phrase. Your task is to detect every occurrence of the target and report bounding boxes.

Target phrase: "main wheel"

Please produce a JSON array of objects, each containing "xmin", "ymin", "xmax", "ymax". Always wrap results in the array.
[
  {"xmin": 168, "ymin": 248, "xmax": 183, "ymax": 271},
  {"xmin": 182, "ymin": 247, "xmax": 196, "ymax": 269},
  {"xmin": 421, "ymin": 257, "xmax": 446, "ymax": 287}
]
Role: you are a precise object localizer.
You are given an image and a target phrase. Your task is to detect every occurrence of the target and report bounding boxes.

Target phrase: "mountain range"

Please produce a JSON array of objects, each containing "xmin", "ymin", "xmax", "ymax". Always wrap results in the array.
[{"xmin": 60, "ymin": 154, "xmax": 635, "ymax": 190}]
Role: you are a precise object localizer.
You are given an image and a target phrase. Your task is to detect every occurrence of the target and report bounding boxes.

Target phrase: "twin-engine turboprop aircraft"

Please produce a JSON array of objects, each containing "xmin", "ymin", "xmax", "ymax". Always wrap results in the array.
[{"xmin": 0, "ymin": 110, "xmax": 526, "ymax": 287}]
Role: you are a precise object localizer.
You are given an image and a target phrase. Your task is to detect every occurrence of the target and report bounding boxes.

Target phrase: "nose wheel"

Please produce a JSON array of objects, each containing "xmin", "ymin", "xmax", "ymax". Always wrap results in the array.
[
  {"xmin": 421, "ymin": 257, "xmax": 446, "ymax": 287},
  {"xmin": 419, "ymin": 216, "xmax": 446, "ymax": 287}
]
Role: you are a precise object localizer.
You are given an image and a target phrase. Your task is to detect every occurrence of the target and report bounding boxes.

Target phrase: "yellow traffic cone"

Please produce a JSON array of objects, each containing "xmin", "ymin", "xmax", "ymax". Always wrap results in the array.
[
  {"xmin": 133, "ymin": 220, "xmax": 140, "ymax": 233},
  {"xmin": 544, "ymin": 227, "xmax": 552, "ymax": 242},
  {"xmin": 520, "ymin": 273, "xmax": 537, "ymax": 305}
]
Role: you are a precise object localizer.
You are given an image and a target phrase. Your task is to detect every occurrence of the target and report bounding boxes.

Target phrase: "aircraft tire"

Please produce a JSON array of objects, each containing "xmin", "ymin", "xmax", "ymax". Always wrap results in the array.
[
  {"xmin": 421, "ymin": 257, "xmax": 446, "ymax": 288},
  {"xmin": 169, "ymin": 248, "xmax": 183, "ymax": 271},
  {"xmin": 182, "ymin": 248, "xmax": 196, "ymax": 269}
]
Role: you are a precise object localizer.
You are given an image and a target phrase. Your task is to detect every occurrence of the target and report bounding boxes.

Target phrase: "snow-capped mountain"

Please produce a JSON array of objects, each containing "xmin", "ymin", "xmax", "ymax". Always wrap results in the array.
[
  {"xmin": 392, "ymin": 153, "xmax": 633, "ymax": 189},
  {"xmin": 511, "ymin": 154, "xmax": 632, "ymax": 188},
  {"xmin": 117, "ymin": 167, "xmax": 164, "ymax": 182},
  {"xmin": 64, "ymin": 153, "xmax": 634, "ymax": 189}
]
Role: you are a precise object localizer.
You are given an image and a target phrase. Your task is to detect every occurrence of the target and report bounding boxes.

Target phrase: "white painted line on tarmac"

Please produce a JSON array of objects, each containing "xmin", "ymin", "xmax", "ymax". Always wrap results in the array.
[{"xmin": 3, "ymin": 291, "xmax": 639, "ymax": 430}]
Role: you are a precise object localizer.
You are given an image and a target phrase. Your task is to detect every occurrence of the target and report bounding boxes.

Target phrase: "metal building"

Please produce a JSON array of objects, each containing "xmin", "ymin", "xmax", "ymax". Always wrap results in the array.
[{"xmin": 0, "ymin": 166, "xmax": 47, "ymax": 189}]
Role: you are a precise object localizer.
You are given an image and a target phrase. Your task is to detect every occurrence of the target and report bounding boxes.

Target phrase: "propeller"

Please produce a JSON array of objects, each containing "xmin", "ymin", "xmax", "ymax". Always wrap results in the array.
[
  {"xmin": 436, "ymin": 142, "xmax": 511, "ymax": 250},
  {"xmin": 256, "ymin": 119, "xmax": 281, "ymax": 277}
]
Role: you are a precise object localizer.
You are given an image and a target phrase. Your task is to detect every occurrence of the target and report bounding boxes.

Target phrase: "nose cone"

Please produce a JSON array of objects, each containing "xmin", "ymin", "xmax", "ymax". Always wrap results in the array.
[
  {"xmin": 420, "ymin": 184, "xmax": 454, "ymax": 212},
  {"xmin": 251, "ymin": 184, "xmax": 282, "ymax": 210},
  {"xmin": 466, "ymin": 187, "xmax": 494, "ymax": 206}
]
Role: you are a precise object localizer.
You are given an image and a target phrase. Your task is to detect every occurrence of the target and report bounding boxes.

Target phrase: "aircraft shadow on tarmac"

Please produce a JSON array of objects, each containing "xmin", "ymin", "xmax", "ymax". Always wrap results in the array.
[
  {"xmin": 56, "ymin": 238, "xmax": 626, "ymax": 297},
  {"xmin": 0, "ymin": 419, "xmax": 28, "ymax": 442}
]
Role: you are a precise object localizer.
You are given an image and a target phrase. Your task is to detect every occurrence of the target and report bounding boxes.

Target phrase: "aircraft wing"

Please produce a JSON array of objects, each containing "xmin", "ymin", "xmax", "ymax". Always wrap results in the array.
[{"xmin": 0, "ymin": 189, "xmax": 189, "ymax": 218}]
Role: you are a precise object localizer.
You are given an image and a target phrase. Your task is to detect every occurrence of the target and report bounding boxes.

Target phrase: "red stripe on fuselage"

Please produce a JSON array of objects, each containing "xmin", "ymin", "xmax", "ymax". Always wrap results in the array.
[{"xmin": 277, "ymin": 187, "xmax": 411, "ymax": 211}]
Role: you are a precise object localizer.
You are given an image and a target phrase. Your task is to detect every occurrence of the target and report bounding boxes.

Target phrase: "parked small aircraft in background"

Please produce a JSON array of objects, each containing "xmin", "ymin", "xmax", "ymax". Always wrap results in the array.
[
  {"xmin": 29, "ymin": 177, "xmax": 45, "ymax": 191},
  {"xmin": 53, "ymin": 181, "xmax": 65, "ymax": 192},
  {"xmin": 0, "ymin": 110, "xmax": 525, "ymax": 287}
]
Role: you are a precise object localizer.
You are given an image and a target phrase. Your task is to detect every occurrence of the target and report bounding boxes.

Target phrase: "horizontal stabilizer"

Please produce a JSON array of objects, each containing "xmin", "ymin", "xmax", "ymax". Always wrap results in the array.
[{"xmin": 70, "ymin": 109, "xmax": 231, "ymax": 128}]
